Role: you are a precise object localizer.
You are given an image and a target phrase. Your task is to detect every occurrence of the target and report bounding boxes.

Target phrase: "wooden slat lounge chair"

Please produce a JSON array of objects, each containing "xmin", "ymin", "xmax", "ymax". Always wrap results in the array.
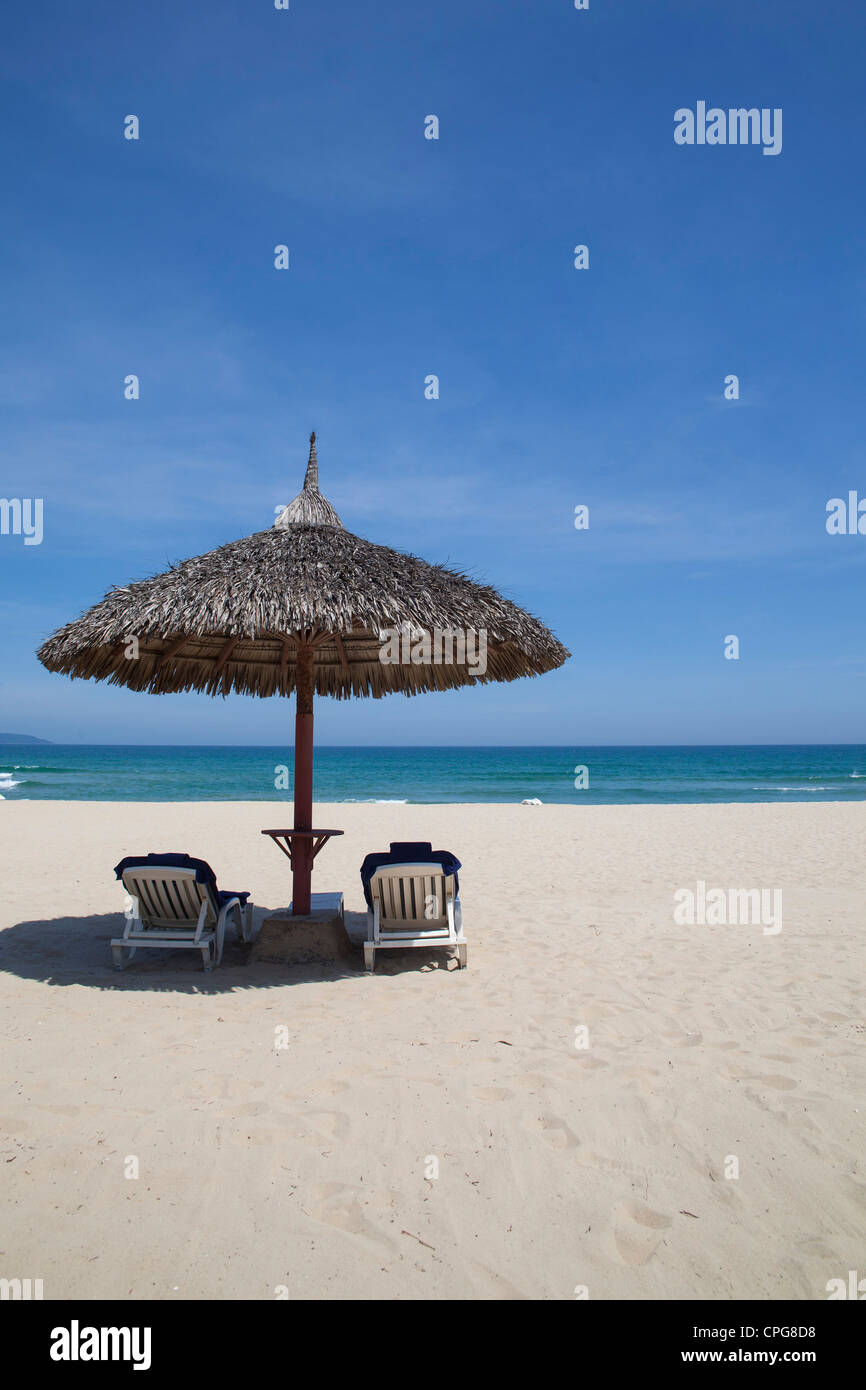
[
  {"xmin": 112, "ymin": 853, "xmax": 252, "ymax": 972},
  {"xmin": 362, "ymin": 844, "xmax": 466, "ymax": 973}
]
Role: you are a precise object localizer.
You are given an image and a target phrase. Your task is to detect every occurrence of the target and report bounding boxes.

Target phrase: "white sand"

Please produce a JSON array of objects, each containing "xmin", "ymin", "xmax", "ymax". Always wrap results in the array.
[{"xmin": 1, "ymin": 800, "xmax": 863, "ymax": 1300}]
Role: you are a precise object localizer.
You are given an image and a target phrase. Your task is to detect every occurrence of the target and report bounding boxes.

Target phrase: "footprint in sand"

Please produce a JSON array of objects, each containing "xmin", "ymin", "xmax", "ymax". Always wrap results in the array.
[
  {"xmin": 229, "ymin": 1101, "xmax": 269, "ymax": 1118},
  {"xmin": 294, "ymin": 1109, "xmax": 351, "ymax": 1143},
  {"xmin": 748, "ymin": 1074, "xmax": 799, "ymax": 1091},
  {"xmin": 610, "ymin": 1200, "xmax": 672, "ymax": 1266},
  {"xmin": 522, "ymin": 1113, "xmax": 579, "ymax": 1150},
  {"xmin": 305, "ymin": 1182, "xmax": 398, "ymax": 1253},
  {"xmin": 303, "ymin": 1079, "xmax": 350, "ymax": 1097},
  {"xmin": 472, "ymin": 1087, "xmax": 513, "ymax": 1102}
]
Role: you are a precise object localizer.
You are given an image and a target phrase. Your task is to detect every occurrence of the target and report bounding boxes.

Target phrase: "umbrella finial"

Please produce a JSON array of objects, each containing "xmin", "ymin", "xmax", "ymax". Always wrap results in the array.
[
  {"xmin": 305, "ymin": 432, "xmax": 319, "ymax": 492},
  {"xmin": 274, "ymin": 432, "xmax": 344, "ymax": 530}
]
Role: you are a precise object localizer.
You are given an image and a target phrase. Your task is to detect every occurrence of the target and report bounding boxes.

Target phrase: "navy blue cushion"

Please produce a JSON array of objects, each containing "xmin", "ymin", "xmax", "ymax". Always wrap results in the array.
[
  {"xmin": 114, "ymin": 852, "xmax": 217, "ymax": 885},
  {"xmin": 360, "ymin": 842, "xmax": 461, "ymax": 908},
  {"xmin": 114, "ymin": 854, "xmax": 248, "ymax": 912}
]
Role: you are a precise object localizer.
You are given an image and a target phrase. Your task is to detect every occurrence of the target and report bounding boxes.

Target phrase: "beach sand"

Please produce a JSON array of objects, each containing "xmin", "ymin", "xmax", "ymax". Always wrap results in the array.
[{"xmin": 1, "ymin": 800, "xmax": 863, "ymax": 1301}]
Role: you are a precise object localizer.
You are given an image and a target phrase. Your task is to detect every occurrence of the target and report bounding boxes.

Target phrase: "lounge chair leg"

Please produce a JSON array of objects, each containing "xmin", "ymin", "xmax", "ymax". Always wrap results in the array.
[
  {"xmin": 112, "ymin": 945, "xmax": 133, "ymax": 971},
  {"xmin": 213, "ymin": 914, "xmax": 227, "ymax": 966},
  {"xmin": 457, "ymin": 944, "xmax": 468, "ymax": 968},
  {"xmin": 202, "ymin": 940, "xmax": 216, "ymax": 972},
  {"xmin": 364, "ymin": 944, "xmax": 375, "ymax": 973},
  {"xmin": 231, "ymin": 902, "xmax": 245, "ymax": 944}
]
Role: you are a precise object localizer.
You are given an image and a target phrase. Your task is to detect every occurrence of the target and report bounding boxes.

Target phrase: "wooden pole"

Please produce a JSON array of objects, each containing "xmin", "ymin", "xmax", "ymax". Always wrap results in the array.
[{"xmin": 292, "ymin": 643, "xmax": 314, "ymax": 915}]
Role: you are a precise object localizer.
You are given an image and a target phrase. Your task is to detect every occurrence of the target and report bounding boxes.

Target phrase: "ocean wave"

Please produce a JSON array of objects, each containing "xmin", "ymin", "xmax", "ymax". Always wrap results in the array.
[
  {"xmin": 6, "ymin": 765, "xmax": 77, "ymax": 773},
  {"xmin": 0, "ymin": 776, "xmax": 21, "ymax": 789},
  {"xmin": 754, "ymin": 785, "xmax": 833, "ymax": 792}
]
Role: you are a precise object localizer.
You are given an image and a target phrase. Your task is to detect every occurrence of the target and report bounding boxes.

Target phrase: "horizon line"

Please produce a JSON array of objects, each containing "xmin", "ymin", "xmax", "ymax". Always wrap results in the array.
[{"xmin": 3, "ymin": 741, "xmax": 866, "ymax": 751}]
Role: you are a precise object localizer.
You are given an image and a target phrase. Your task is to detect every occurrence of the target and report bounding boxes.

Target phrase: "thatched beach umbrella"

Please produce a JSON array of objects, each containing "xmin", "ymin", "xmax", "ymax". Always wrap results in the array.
[{"xmin": 38, "ymin": 434, "xmax": 569, "ymax": 914}]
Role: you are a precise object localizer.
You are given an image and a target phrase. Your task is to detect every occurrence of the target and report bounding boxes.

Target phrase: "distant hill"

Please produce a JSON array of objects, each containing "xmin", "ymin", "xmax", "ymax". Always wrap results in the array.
[{"xmin": 0, "ymin": 733, "xmax": 54, "ymax": 745}]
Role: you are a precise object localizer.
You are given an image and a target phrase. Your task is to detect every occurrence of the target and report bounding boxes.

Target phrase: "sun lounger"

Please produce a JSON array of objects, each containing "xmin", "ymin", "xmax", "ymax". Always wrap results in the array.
[
  {"xmin": 112, "ymin": 853, "xmax": 252, "ymax": 971},
  {"xmin": 360, "ymin": 841, "xmax": 466, "ymax": 972}
]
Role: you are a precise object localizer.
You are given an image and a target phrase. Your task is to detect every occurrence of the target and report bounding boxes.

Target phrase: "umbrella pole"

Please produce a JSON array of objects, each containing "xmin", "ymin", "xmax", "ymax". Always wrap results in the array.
[{"xmin": 292, "ymin": 644, "xmax": 314, "ymax": 915}]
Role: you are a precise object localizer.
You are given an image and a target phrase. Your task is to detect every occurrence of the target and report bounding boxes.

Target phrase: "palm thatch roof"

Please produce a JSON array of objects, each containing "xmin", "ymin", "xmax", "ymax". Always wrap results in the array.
[{"xmin": 37, "ymin": 434, "xmax": 570, "ymax": 699}]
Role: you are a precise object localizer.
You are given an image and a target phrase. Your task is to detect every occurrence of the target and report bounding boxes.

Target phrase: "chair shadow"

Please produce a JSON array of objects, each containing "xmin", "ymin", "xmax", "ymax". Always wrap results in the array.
[
  {"xmin": 0, "ymin": 908, "xmax": 461, "ymax": 992},
  {"xmin": 345, "ymin": 911, "xmax": 463, "ymax": 977}
]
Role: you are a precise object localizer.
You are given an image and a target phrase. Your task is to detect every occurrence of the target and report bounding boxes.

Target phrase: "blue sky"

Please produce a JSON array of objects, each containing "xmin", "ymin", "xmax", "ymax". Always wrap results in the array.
[{"xmin": 1, "ymin": 0, "xmax": 864, "ymax": 745}]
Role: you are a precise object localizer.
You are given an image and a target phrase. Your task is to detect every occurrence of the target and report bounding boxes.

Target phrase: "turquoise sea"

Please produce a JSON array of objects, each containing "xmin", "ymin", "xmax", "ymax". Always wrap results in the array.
[{"xmin": 1, "ymin": 745, "xmax": 866, "ymax": 804}]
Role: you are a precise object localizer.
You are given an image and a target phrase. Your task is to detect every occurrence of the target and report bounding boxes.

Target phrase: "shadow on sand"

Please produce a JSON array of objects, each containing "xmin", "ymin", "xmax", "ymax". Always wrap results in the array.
[{"xmin": 0, "ymin": 907, "xmax": 460, "ymax": 993}]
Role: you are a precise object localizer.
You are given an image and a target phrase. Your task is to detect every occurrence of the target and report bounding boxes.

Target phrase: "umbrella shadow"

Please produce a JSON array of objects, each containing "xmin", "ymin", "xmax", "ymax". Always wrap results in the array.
[{"xmin": 0, "ymin": 907, "xmax": 369, "ymax": 993}]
